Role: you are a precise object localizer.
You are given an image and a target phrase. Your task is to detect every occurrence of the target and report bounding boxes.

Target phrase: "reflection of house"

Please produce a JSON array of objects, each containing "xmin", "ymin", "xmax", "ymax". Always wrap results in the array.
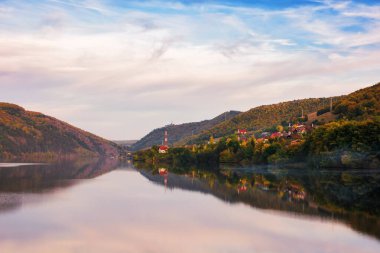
[
  {"xmin": 158, "ymin": 168, "xmax": 168, "ymax": 188},
  {"xmin": 159, "ymin": 130, "xmax": 169, "ymax": 153},
  {"xmin": 158, "ymin": 167, "xmax": 168, "ymax": 175},
  {"xmin": 281, "ymin": 183, "xmax": 307, "ymax": 201},
  {"xmin": 237, "ymin": 185, "xmax": 247, "ymax": 194}
]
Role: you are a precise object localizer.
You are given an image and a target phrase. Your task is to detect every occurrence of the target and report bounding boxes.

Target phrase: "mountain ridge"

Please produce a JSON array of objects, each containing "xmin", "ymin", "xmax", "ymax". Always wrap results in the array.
[
  {"xmin": 0, "ymin": 102, "xmax": 120, "ymax": 159},
  {"xmin": 130, "ymin": 110, "xmax": 241, "ymax": 151}
]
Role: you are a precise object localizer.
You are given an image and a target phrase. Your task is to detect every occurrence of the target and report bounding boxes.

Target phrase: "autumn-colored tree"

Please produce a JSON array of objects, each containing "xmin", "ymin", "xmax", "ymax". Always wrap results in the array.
[{"xmin": 276, "ymin": 125, "xmax": 284, "ymax": 132}]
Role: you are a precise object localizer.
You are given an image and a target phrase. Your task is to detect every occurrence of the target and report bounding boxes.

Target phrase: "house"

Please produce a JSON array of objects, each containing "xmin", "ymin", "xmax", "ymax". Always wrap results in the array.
[
  {"xmin": 290, "ymin": 139, "xmax": 302, "ymax": 145},
  {"xmin": 158, "ymin": 130, "xmax": 169, "ymax": 153},
  {"xmin": 270, "ymin": 132, "xmax": 283, "ymax": 139},
  {"xmin": 292, "ymin": 124, "xmax": 307, "ymax": 134},
  {"xmin": 237, "ymin": 129, "xmax": 248, "ymax": 142},
  {"xmin": 158, "ymin": 145, "xmax": 169, "ymax": 153},
  {"xmin": 256, "ymin": 138, "xmax": 268, "ymax": 143}
]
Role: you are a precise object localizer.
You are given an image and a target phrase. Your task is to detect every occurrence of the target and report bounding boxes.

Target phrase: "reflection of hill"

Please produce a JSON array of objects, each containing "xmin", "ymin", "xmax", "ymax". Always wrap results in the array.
[
  {"xmin": 0, "ymin": 193, "xmax": 22, "ymax": 213},
  {"xmin": 139, "ymin": 168, "xmax": 380, "ymax": 241},
  {"xmin": 0, "ymin": 158, "xmax": 119, "ymax": 212},
  {"xmin": 141, "ymin": 170, "xmax": 322, "ymax": 215}
]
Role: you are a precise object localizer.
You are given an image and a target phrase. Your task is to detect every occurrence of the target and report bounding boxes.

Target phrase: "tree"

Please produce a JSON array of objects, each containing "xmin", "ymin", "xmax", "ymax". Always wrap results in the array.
[{"xmin": 209, "ymin": 135, "xmax": 215, "ymax": 144}]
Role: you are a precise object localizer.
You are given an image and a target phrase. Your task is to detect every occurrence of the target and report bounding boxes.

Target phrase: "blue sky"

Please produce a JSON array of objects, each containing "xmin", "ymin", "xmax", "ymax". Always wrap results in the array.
[{"xmin": 0, "ymin": 0, "xmax": 379, "ymax": 139}]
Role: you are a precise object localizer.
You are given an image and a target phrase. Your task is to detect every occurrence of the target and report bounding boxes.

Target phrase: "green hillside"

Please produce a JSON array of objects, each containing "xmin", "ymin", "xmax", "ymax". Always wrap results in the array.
[
  {"xmin": 131, "ymin": 111, "xmax": 240, "ymax": 151},
  {"xmin": 333, "ymin": 83, "xmax": 380, "ymax": 120},
  {"xmin": 186, "ymin": 83, "xmax": 379, "ymax": 144},
  {"xmin": 0, "ymin": 103, "xmax": 120, "ymax": 159},
  {"xmin": 187, "ymin": 97, "xmax": 344, "ymax": 144}
]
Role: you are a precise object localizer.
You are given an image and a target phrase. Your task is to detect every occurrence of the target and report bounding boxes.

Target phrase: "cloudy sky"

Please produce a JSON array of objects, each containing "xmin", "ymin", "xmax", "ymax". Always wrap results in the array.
[{"xmin": 0, "ymin": 0, "xmax": 379, "ymax": 140}]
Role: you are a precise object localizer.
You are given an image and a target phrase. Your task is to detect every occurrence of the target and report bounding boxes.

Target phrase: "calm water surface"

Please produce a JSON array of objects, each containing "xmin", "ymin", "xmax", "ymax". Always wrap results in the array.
[{"xmin": 0, "ymin": 159, "xmax": 379, "ymax": 253}]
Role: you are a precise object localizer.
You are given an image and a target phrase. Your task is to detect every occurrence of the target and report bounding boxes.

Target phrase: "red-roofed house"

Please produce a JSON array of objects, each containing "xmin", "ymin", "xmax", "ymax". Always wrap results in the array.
[
  {"xmin": 158, "ymin": 145, "xmax": 169, "ymax": 153},
  {"xmin": 270, "ymin": 132, "xmax": 283, "ymax": 139}
]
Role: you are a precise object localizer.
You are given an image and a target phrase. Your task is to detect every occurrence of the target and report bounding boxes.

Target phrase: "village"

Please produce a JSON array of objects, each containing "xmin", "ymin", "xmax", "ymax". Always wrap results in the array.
[
  {"xmin": 156, "ymin": 101, "xmax": 337, "ymax": 154},
  {"xmin": 158, "ymin": 119, "xmax": 322, "ymax": 154}
]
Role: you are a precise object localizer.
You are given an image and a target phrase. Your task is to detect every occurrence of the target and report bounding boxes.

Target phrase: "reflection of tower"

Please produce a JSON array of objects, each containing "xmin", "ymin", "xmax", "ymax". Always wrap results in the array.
[
  {"xmin": 191, "ymin": 170, "xmax": 196, "ymax": 184},
  {"xmin": 158, "ymin": 168, "xmax": 168, "ymax": 189},
  {"xmin": 164, "ymin": 174, "xmax": 168, "ymax": 189}
]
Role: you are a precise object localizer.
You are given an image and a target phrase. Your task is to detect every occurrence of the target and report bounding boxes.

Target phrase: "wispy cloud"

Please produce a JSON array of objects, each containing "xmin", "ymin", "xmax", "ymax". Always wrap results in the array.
[{"xmin": 0, "ymin": 0, "xmax": 379, "ymax": 139}]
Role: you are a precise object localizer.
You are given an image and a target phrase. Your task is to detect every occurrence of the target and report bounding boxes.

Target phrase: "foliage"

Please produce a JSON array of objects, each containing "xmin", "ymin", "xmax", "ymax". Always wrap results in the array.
[
  {"xmin": 306, "ymin": 119, "xmax": 380, "ymax": 154},
  {"xmin": 333, "ymin": 83, "xmax": 380, "ymax": 120},
  {"xmin": 317, "ymin": 107, "xmax": 331, "ymax": 116}
]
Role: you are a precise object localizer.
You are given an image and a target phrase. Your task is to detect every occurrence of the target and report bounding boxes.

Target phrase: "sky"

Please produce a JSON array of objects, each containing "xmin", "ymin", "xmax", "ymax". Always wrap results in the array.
[{"xmin": 0, "ymin": 0, "xmax": 379, "ymax": 140}]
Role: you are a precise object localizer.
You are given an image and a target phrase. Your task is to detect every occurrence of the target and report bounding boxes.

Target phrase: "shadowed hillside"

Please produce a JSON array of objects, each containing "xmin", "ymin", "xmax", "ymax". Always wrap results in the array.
[
  {"xmin": 131, "ymin": 111, "xmax": 240, "ymax": 151},
  {"xmin": 0, "ymin": 103, "xmax": 120, "ymax": 158}
]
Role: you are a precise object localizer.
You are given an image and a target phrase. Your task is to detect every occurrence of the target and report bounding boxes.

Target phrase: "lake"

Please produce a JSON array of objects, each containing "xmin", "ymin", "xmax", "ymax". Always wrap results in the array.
[{"xmin": 0, "ymin": 159, "xmax": 379, "ymax": 253}]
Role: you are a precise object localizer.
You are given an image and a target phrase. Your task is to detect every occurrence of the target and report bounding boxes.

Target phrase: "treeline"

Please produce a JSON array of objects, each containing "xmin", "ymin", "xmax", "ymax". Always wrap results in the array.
[
  {"xmin": 134, "ymin": 119, "xmax": 380, "ymax": 169},
  {"xmin": 133, "ymin": 146, "xmax": 219, "ymax": 168}
]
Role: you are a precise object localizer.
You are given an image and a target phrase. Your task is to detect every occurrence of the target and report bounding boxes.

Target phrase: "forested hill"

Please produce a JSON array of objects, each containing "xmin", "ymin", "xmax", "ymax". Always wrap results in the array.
[
  {"xmin": 187, "ymin": 82, "xmax": 379, "ymax": 144},
  {"xmin": 0, "ymin": 103, "xmax": 120, "ymax": 158},
  {"xmin": 333, "ymin": 82, "xmax": 380, "ymax": 120},
  {"xmin": 130, "ymin": 111, "xmax": 241, "ymax": 151},
  {"xmin": 186, "ymin": 97, "xmax": 342, "ymax": 143}
]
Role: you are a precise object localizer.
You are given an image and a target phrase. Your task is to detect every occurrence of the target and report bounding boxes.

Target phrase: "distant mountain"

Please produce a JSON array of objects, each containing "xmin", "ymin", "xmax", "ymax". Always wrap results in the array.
[
  {"xmin": 130, "ymin": 111, "xmax": 241, "ymax": 151},
  {"xmin": 0, "ymin": 103, "xmax": 120, "ymax": 158},
  {"xmin": 113, "ymin": 140, "xmax": 138, "ymax": 146}
]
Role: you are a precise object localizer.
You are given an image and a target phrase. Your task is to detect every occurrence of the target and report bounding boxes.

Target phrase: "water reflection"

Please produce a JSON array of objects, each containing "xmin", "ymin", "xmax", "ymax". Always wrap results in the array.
[
  {"xmin": 135, "ymin": 163, "xmax": 380, "ymax": 241},
  {"xmin": 0, "ymin": 160, "xmax": 379, "ymax": 253},
  {"xmin": 0, "ymin": 158, "xmax": 119, "ymax": 213}
]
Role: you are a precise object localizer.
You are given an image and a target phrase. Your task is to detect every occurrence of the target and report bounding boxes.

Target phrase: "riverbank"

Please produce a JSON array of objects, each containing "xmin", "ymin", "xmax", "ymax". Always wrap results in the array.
[{"xmin": 133, "ymin": 119, "xmax": 380, "ymax": 170}]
